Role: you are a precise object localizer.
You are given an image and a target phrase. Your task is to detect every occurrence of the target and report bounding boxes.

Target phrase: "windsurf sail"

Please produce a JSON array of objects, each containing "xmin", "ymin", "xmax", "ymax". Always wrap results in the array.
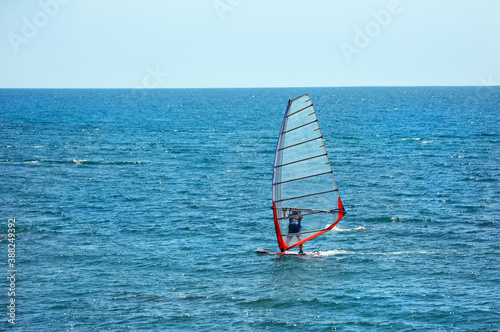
[{"xmin": 272, "ymin": 95, "xmax": 345, "ymax": 252}]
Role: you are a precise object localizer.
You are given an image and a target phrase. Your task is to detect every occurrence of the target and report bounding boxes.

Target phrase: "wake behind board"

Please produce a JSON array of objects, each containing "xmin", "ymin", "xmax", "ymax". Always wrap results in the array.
[{"xmin": 255, "ymin": 248, "xmax": 320, "ymax": 256}]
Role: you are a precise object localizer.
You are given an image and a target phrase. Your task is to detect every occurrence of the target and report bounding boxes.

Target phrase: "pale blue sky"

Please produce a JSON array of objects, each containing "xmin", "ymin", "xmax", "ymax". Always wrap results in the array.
[{"xmin": 1, "ymin": 0, "xmax": 499, "ymax": 88}]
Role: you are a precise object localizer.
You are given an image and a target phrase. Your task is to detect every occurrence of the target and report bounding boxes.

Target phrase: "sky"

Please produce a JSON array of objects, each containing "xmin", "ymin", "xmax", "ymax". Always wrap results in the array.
[{"xmin": 1, "ymin": 0, "xmax": 499, "ymax": 88}]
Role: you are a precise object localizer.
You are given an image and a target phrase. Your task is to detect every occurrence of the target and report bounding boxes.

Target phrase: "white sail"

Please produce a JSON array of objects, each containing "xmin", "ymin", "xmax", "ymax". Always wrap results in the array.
[{"xmin": 272, "ymin": 95, "xmax": 344, "ymax": 252}]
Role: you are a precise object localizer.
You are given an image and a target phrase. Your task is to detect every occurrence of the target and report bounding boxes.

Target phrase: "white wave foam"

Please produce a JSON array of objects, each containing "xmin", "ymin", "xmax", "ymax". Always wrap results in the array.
[
  {"xmin": 316, "ymin": 250, "xmax": 436, "ymax": 256},
  {"xmin": 329, "ymin": 226, "xmax": 366, "ymax": 232},
  {"xmin": 316, "ymin": 250, "xmax": 357, "ymax": 256}
]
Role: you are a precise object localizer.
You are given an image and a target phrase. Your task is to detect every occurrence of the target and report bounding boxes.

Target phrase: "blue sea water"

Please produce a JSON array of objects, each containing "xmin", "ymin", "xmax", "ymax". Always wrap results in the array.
[{"xmin": 0, "ymin": 87, "xmax": 499, "ymax": 330}]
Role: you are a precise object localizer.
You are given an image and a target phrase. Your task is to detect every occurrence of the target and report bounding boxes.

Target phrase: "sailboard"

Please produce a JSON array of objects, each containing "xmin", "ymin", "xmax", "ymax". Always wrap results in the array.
[
  {"xmin": 255, "ymin": 248, "xmax": 320, "ymax": 256},
  {"xmin": 270, "ymin": 94, "xmax": 345, "ymax": 253}
]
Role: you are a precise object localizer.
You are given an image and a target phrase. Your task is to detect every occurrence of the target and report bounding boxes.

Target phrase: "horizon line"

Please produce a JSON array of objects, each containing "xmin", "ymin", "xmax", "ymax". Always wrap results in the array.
[{"xmin": 1, "ymin": 84, "xmax": 499, "ymax": 90}]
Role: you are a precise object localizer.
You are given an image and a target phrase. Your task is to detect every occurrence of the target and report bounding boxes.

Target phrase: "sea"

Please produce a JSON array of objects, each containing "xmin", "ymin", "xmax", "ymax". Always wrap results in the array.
[{"xmin": 0, "ymin": 87, "xmax": 499, "ymax": 331}]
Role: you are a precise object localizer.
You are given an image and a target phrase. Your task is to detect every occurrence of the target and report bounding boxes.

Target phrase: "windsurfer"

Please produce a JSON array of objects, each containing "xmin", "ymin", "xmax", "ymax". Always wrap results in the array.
[{"xmin": 284, "ymin": 208, "xmax": 304, "ymax": 254}]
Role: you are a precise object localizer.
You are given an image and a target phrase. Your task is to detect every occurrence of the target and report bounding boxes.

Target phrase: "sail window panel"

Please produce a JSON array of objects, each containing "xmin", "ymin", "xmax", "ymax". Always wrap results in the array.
[
  {"xmin": 277, "ymin": 191, "xmax": 341, "ymax": 244},
  {"xmin": 279, "ymin": 154, "xmax": 331, "ymax": 181},
  {"xmin": 278, "ymin": 172, "xmax": 336, "ymax": 203},
  {"xmin": 274, "ymin": 170, "xmax": 333, "ymax": 186},
  {"xmin": 287, "ymin": 96, "xmax": 313, "ymax": 117},
  {"xmin": 285, "ymin": 110, "xmax": 318, "ymax": 138},
  {"xmin": 279, "ymin": 139, "xmax": 327, "ymax": 165},
  {"xmin": 278, "ymin": 190, "xmax": 341, "ymax": 215},
  {"xmin": 281, "ymin": 121, "xmax": 321, "ymax": 147},
  {"xmin": 285, "ymin": 109, "xmax": 318, "ymax": 130}
]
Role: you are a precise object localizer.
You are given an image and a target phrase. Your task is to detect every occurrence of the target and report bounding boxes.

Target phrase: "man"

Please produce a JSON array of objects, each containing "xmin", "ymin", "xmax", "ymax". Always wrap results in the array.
[{"xmin": 284, "ymin": 207, "xmax": 304, "ymax": 254}]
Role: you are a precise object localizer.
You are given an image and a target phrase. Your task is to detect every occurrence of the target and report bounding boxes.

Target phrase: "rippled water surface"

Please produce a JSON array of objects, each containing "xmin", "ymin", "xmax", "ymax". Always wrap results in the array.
[{"xmin": 1, "ymin": 87, "xmax": 499, "ymax": 330}]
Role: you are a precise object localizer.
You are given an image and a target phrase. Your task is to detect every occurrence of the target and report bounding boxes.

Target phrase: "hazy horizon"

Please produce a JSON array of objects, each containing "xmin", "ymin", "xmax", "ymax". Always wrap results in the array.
[{"xmin": 2, "ymin": 0, "xmax": 499, "ymax": 89}]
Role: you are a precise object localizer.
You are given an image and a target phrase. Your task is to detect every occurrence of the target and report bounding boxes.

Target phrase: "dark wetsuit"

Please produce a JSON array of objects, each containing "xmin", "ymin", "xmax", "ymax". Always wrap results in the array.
[{"xmin": 288, "ymin": 211, "xmax": 302, "ymax": 234}]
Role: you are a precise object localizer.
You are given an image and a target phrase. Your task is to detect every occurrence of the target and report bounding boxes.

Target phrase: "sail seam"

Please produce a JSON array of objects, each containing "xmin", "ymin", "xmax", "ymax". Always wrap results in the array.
[
  {"xmin": 276, "ymin": 208, "xmax": 343, "ymax": 220},
  {"xmin": 279, "ymin": 136, "xmax": 322, "ymax": 151},
  {"xmin": 287, "ymin": 104, "xmax": 313, "ymax": 117},
  {"xmin": 274, "ymin": 171, "xmax": 333, "ymax": 185},
  {"xmin": 274, "ymin": 153, "xmax": 327, "ymax": 168},
  {"xmin": 282, "ymin": 119, "xmax": 318, "ymax": 134},
  {"xmin": 275, "ymin": 189, "xmax": 339, "ymax": 203}
]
